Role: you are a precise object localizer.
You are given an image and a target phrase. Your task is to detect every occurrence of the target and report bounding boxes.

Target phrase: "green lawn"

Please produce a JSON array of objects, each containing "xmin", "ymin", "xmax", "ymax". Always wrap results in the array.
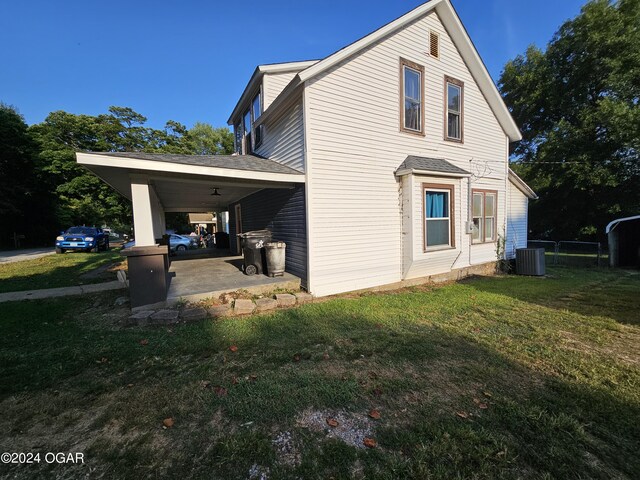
[
  {"xmin": 0, "ymin": 267, "xmax": 638, "ymax": 479},
  {"xmin": 0, "ymin": 249, "xmax": 124, "ymax": 293}
]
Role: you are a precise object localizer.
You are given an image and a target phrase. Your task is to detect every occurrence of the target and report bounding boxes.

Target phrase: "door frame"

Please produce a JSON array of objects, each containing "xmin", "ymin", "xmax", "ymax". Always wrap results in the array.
[{"xmin": 234, "ymin": 204, "xmax": 242, "ymax": 253}]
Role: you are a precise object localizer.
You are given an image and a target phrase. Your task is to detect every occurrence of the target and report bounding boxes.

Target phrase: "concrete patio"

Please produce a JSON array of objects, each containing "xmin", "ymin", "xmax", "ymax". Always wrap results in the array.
[{"xmin": 166, "ymin": 253, "xmax": 301, "ymax": 305}]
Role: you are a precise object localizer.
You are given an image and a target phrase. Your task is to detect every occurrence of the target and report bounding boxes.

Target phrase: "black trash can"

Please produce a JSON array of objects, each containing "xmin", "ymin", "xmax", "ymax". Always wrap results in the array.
[{"xmin": 239, "ymin": 230, "xmax": 272, "ymax": 275}]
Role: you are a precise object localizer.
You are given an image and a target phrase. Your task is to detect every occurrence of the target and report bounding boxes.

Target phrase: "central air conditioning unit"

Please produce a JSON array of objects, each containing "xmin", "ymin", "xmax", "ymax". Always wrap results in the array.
[{"xmin": 515, "ymin": 248, "xmax": 546, "ymax": 276}]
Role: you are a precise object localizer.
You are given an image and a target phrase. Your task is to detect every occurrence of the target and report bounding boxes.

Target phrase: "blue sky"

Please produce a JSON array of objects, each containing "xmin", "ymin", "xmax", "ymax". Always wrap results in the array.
[{"xmin": 0, "ymin": 0, "xmax": 586, "ymax": 129}]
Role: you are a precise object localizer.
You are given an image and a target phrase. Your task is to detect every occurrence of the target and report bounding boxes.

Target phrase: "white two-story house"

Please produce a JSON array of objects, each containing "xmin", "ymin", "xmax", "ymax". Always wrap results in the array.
[
  {"xmin": 224, "ymin": 0, "xmax": 536, "ymax": 296},
  {"xmin": 78, "ymin": 0, "xmax": 536, "ymax": 300}
]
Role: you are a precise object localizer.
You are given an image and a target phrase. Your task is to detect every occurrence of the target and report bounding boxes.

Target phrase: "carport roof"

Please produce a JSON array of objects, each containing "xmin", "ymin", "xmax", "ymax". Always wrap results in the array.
[
  {"xmin": 76, "ymin": 151, "xmax": 305, "ymax": 211},
  {"xmin": 94, "ymin": 152, "xmax": 303, "ymax": 175}
]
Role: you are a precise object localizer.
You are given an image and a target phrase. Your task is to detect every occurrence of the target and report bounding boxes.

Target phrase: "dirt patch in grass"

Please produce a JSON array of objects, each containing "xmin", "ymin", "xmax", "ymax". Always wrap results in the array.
[{"xmin": 559, "ymin": 328, "xmax": 640, "ymax": 366}]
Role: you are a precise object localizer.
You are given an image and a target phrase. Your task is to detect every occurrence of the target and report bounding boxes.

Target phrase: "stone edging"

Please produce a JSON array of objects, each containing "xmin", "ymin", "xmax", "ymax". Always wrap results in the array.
[{"xmin": 126, "ymin": 292, "xmax": 314, "ymax": 327}]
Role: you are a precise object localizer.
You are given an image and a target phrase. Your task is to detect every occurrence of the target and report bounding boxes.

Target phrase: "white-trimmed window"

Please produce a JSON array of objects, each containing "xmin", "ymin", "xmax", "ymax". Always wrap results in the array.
[
  {"xmin": 251, "ymin": 91, "xmax": 262, "ymax": 148},
  {"xmin": 424, "ymin": 184, "xmax": 455, "ymax": 250},
  {"xmin": 400, "ymin": 58, "xmax": 424, "ymax": 135},
  {"xmin": 472, "ymin": 190, "xmax": 497, "ymax": 243},
  {"xmin": 445, "ymin": 76, "xmax": 463, "ymax": 142},
  {"xmin": 242, "ymin": 110, "xmax": 251, "ymax": 154}
]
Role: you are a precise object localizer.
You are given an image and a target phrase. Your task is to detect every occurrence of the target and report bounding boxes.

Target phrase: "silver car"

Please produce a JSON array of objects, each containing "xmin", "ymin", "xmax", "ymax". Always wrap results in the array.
[{"xmin": 170, "ymin": 234, "xmax": 198, "ymax": 252}]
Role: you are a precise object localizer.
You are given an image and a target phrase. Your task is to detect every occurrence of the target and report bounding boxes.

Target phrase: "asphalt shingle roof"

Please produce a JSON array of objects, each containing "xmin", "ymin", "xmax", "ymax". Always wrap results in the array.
[
  {"xmin": 93, "ymin": 152, "xmax": 304, "ymax": 175},
  {"xmin": 396, "ymin": 156, "xmax": 471, "ymax": 176}
]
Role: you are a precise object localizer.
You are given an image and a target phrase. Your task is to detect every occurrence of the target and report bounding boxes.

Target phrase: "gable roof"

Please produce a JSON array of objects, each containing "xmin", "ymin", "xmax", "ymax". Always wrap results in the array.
[
  {"xmin": 227, "ymin": 60, "xmax": 318, "ymax": 125},
  {"xmin": 508, "ymin": 168, "xmax": 538, "ymax": 199},
  {"xmin": 257, "ymin": 0, "xmax": 521, "ymax": 142},
  {"xmin": 395, "ymin": 156, "xmax": 471, "ymax": 177}
]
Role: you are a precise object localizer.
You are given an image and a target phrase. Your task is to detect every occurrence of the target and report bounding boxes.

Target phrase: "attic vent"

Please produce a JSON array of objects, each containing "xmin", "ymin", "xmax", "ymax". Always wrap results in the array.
[{"xmin": 429, "ymin": 31, "xmax": 440, "ymax": 58}]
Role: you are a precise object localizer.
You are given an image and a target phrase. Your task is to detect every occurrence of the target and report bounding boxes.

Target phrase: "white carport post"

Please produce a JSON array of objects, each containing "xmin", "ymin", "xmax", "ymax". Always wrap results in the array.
[{"xmin": 130, "ymin": 175, "xmax": 164, "ymax": 246}]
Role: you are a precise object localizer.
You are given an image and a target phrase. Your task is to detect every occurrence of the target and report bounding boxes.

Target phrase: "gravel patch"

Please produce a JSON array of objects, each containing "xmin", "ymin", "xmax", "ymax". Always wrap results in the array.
[
  {"xmin": 296, "ymin": 408, "xmax": 373, "ymax": 449},
  {"xmin": 247, "ymin": 463, "xmax": 270, "ymax": 480},
  {"xmin": 272, "ymin": 430, "xmax": 301, "ymax": 467}
]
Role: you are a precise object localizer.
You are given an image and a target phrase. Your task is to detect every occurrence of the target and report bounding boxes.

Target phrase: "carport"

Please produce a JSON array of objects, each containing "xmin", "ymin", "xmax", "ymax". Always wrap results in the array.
[{"xmin": 76, "ymin": 152, "xmax": 306, "ymax": 308}]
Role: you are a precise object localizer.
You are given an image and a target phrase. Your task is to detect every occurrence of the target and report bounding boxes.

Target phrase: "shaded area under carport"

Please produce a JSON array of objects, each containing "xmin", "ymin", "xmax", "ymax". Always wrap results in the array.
[{"xmin": 167, "ymin": 253, "xmax": 300, "ymax": 304}]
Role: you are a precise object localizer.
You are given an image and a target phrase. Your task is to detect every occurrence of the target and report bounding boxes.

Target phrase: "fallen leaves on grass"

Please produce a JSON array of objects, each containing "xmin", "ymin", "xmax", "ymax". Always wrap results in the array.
[
  {"xmin": 213, "ymin": 386, "xmax": 228, "ymax": 397},
  {"xmin": 139, "ymin": 339, "xmax": 149, "ymax": 346},
  {"xmin": 368, "ymin": 409, "xmax": 381, "ymax": 420},
  {"xmin": 293, "ymin": 354, "xmax": 301, "ymax": 362},
  {"xmin": 200, "ymin": 380, "xmax": 211, "ymax": 389},
  {"xmin": 96, "ymin": 357, "xmax": 108, "ymax": 364},
  {"xmin": 326, "ymin": 418, "xmax": 339, "ymax": 427},
  {"xmin": 231, "ymin": 376, "xmax": 239, "ymax": 385},
  {"xmin": 456, "ymin": 411, "xmax": 470, "ymax": 419},
  {"xmin": 322, "ymin": 352, "xmax": 330, "ymax": 360},
  {"xmin": 363, "ymin": 437, "xmax": 377, "ymax": 448},
  {"xmin": 162, "ymin": 418, "xmax": 174, "ymax": 428},
  {"xmin": 229, "ymin": 345, "xmax": 238, "ymax": 353}
]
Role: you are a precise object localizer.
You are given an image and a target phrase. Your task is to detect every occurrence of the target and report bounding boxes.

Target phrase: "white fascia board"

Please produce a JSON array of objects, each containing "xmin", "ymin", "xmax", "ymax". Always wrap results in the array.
[
  {"xmin": 508, "ymin": 168, "xmax": 537, "ymax": 199},
  {"xmin": 395, "ymin": 168, "xmax": 471, "ymax": 178},
  {"xmin": 76, "ymin": 153, "xmax": 305, "ymax": 185},
  {"xmin": 259, "ymin": 60, "xmax": 318, "ymax": 74},
  {"xmin": 227, "ymin": 66, "xmax": 262, "ymax": 126}
]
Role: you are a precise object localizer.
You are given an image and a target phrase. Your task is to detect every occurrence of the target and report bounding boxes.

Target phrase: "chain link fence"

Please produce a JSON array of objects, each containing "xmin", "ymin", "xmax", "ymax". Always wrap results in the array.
[{"xmin": 527, "ymin": 240, "xmax": 606, "ymax": 267}]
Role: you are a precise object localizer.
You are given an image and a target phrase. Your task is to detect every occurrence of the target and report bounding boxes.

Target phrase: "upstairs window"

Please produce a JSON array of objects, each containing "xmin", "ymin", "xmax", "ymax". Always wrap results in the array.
[
  {"xmin": 252, "ymin": 92, "xmax": 262, "ymax": 148},
  {"xmin": 472, "ymin": 190, "xmax": 497, "ymax": 243},
  {"xmin": 243, "ymin": 110, "xmax": 252, "ymax": 154},
  {"xmin": 445, "ymin": 76, "xmax": 463, "ymax": 142},
  {"xmin": 424, "ymin": 184, "xmax": 455, "ymax": 250},
  {"xmin": 400, "ymin": 58, "xmax": 424, "ymax": 135}
]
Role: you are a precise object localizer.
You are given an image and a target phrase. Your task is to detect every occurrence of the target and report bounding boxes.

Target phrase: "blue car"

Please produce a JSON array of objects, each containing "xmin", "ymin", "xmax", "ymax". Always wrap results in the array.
[{"xmin": 56, "ymin": 226, "xmax": 109, "ymax": 254}]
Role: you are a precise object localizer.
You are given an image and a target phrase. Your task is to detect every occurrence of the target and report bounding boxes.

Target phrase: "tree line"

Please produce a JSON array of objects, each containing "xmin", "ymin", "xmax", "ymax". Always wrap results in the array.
[
  {"xmin": 0, "ymin": 105, "xmax": 233, "ymax": 248},
  {"xmin": 500, "ymin": 0, "xmax": 639, "ymax": 243}
]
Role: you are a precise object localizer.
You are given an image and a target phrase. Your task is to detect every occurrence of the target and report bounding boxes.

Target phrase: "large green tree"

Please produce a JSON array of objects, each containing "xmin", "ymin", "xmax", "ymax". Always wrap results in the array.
[
  {"xmin": 499, "ymin": 0, "xmax": 639, "ymax": 241},
  {"xmin": 0, "ymin": 104, "xmax": 57, "ymax": 247},
  {"xmin": 29, "ymin": 107, "xmax": 234, "ymax": 233}
]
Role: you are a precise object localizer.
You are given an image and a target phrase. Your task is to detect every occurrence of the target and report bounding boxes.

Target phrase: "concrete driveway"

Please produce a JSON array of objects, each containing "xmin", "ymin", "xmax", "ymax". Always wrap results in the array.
[{"xmin": 0, "ymin": 247, "xmax": 55, "ymax": 264}]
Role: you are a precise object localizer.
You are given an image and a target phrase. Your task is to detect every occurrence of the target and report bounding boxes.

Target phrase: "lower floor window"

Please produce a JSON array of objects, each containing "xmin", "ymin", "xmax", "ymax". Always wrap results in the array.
[
  {"xmin": 424, "ymin": 185, "xmax": 454, "ymax": 249},
  {"xmin": 472, "ymin": 190, "xmax": 497, "ymax": 243}
]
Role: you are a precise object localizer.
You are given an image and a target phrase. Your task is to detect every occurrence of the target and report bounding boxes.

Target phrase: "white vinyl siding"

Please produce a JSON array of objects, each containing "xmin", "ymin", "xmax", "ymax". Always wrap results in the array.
[
  {"xmin": 263, "ymin": 72, "xmax": 297, "ymax": 110},
  {"xmin": 254, "ymin": 97, "xmax": 305, "ymax": 172},
  {"xmin": 305, "ymin": 10, "xmax": 509, "ymax": 295},
  {"xmin": 506, "ymin": 179, "xmax": 529, "ymax": 259}
]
